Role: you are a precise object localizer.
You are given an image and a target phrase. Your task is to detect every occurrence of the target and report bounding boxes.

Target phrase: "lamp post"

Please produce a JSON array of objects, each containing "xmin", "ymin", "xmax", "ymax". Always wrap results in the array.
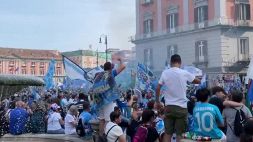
[
  {"xmin": 96, "ymin": 48, "xmax": 99, "ymax": 67},
  {"xmin": 99, "ymin": 35, "xmax": 108, "ymax": 62}
]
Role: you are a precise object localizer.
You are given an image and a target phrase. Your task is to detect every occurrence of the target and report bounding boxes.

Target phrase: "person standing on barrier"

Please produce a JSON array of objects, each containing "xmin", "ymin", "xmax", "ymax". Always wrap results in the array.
[
  {"xmin": 156, "ymin": 54, "xmax": 200, "ymax": 142},
  {"xmin": 98, "ymin": 57, "xmax": 125, "ymax": 136}
]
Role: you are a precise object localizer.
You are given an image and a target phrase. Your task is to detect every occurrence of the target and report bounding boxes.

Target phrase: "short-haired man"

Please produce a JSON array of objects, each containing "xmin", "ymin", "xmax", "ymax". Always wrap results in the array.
[
  {"xmin": 9, "ymin": 101, "xmax": 29, "ymax": 135},
  {"xmin": 156, "ymin": 54, "xmax": 200, "ymax": 142},
  {"xmin": 105, "ymin": 111, "xmax": 126, "ymax": 142},
  {"xmin": 193, "ymin": 88, "xmax": 226, "ymax": 141},
  {"xmin": 98, "ymin": 57, "xmax": 125, "ymax": 136},
  {"xmin": 223, "ymin": 91, "xmax": 252, "ymax": 142}
]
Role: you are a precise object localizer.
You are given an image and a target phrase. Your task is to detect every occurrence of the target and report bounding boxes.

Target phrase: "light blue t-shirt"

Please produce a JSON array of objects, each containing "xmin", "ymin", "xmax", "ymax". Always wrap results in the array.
[
  {"xmin": 80, "ymin": 111, "xmax": 92, "ymax": 123},
  {"xmin": 193, "ymin": 103, "xmax": 224, "ymax": 139}
]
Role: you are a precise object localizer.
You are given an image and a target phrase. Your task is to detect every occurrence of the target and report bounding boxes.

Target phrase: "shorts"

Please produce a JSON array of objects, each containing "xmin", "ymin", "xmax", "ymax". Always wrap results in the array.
[
  {"xmin": 164, "ymin": 105, "xmax": 188, "ymax": 136},
  {"xmin": 98, "ymin": 102, "xmax": 116, "ymax": 121}
]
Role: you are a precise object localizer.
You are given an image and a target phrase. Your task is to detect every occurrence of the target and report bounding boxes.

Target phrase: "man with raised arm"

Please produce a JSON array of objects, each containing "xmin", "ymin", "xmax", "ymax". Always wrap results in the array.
[{"xmin": 156, "ymin": 54, "xmax": 200, "ymax": 142}]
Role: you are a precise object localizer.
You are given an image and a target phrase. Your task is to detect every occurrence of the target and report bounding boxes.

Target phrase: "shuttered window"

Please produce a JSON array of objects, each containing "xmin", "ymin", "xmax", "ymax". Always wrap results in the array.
[
  {"xmin": 166, "ymin": 13, "xmax": 178, "ymax": 30},
  {"xmin": 236, "ymin": 3, "xmax": 251, "ymax": 20},
  {"xmin": 195, "ymin": 40, "xmax": 208, "ymax": 62},
  {"xmin": 194, "ymin": 6, "xmax": 208, "ymax": 23},
  {"xmin": 144, "ymin": 49, "xmax": 153, "ymax": 69},
  {"xmin": 167, "ymin": 45, "xmax": 178, "ymax": 61},
  {"xmin": 143, "ymin": 19, "xmax": 153, "ymax": 34}
]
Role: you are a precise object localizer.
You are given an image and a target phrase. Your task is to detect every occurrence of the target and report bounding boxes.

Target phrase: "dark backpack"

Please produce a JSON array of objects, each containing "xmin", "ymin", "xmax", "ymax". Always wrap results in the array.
[
  {"xmin": 127, "ymin": 119, "xmax": 140, "ymax": 140},
  {"xmin": 76, "ymin": 118, "xmax": 85, "ymax": 137},
  {"xmin": 133, "ymin": 125, "xmax": 148, "ymax": 142},
  {"xmin": 234, "ymin": 107, "xmax": 246, "ymax": 137}
]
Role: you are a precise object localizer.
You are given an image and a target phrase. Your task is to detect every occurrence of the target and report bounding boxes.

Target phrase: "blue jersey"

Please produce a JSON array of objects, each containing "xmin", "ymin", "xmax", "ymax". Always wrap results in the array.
[
  {"xmin": 193, "ymin": 103, "xmax": 224, "ymax": 139},
  {"xmin": 9, "ymin": 108, "xmax": 28, "ymax": 135}
]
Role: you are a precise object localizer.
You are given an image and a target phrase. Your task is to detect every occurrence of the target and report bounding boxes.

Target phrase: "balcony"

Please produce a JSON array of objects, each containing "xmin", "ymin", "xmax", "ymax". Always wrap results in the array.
[
  {"xmin": 142, "ymin": 0, "xmax": 153, "ymax": 6},
  {"xmin": 133, "ymin": 18, "xmax": 253, "ymax": 41},
  {"xmin": 237, "ymin": 20, "xmax": 251, "ymax": 26}
]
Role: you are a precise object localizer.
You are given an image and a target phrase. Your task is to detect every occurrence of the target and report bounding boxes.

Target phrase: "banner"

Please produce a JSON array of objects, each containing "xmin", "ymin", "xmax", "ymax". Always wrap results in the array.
[
  {"xmin": 247, "ymin": 57, "xmax": 253, "ymax": 80},
  {"xmin": 63, "ymin": 56, "xmax": 90, "ymax": 82},
  {"xmin": 44, "ymin": 59, "xmax": 55, "ymax": 90},
  {"xmin": 135, "ymin": 63, "xmax": 156, "ymax": 93},
  {"xmin": 90, "ymin": 71, "xmax": 119, "ymax": 109}
]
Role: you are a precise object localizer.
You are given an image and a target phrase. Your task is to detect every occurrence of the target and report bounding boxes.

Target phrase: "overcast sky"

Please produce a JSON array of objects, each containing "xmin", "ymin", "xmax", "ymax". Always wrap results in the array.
[{"xmin": 0, "ymin": 0, "xmax": 136, "ymax": 52}]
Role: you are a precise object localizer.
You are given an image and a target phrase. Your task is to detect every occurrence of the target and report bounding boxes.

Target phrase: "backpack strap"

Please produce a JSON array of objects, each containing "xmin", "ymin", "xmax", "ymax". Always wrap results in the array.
[
  {"xmin": 228, "ymin": 106, "xmax": 244, "ymax": 132},
  {"xmin": 106, "ymin": 125, "xmax": 117, "ymax": 137},
  {"xmin": 115, "ymin": 137, "xmax": 119, "ymax": 142}
]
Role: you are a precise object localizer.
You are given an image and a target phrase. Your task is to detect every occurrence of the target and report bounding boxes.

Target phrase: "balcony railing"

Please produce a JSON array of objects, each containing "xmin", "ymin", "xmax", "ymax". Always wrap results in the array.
[{"xmin": 134, "ymin": 18, "xmax": 253, "ymax": 41}]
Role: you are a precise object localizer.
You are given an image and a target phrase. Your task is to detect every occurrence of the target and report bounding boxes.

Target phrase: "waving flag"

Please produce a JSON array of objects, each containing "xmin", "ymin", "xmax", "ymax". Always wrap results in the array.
[
  {"xmin": 90, "ymin": 71, "xmax": 120, "ymax": 110},
  {"xmin": 247, "ymin": 57, "xmax": 253, "ymax": 80},
  {"xmin": 87, "ymin": 66, "xmax": 104, "ymax": 80},
  {"xmin": 183, "ymin": 66, "xmax": 202, "ymax": 77},
  {"xmin": 44, "ymin": 59, "xmax": 55, "ymax": 90},
  {"xmin": 135, "ymin": 63, "xmax": 157, "ymax": 94},
  {"xmin": 198, "ymin": 74, "xmax": 207, "ymax": 89},
  {"xmin": 248, "ymin": 79, "xmax": 253, "ymax": 102},
  {"xmin": 63, "ymin": 55, "xmax": 91, "ymax": 82}
]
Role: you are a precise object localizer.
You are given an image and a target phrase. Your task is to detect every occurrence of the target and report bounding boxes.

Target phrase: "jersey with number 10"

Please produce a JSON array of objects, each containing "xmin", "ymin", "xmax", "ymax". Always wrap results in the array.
[{"xmin": 193, "ymin": 103, "xmax": 224, "ymax": 139}]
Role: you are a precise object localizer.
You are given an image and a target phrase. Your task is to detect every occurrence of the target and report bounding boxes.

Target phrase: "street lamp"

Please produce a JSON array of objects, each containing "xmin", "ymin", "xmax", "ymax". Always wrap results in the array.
[
  {"xmin": 99, "ymin": 35, "xmax": 108, "ymax": 62},
  {"xmin": 96, "ymin": 48, "xmax": 99, "ymax": 67}
]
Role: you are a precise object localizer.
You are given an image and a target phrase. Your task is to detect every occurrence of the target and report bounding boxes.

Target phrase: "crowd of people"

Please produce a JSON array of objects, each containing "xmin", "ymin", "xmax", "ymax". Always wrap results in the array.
[{"xmin": 0, "ymin": 54, "xmax": 253, "ymax": 142}]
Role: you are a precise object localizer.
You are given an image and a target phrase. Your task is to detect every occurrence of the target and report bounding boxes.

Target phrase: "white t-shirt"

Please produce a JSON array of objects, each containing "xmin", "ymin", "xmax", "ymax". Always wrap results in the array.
[
  {"xmin": 64, "ymin": 114, "xmax": 77, "ymax": 135},
  {"xmin": 47, "ymin": 112, "xmax": 62, "ymax": 130},
  {"xmin": 159, "ymin": 67, "xmax": 195, "ymax": 108},
  {"xmin": 105, "ymin": 122, "xmax": 123, "ymax": 142},
  {"xmin": 98, "ymin": 102, "xmax": 117, "ymax": 121}
]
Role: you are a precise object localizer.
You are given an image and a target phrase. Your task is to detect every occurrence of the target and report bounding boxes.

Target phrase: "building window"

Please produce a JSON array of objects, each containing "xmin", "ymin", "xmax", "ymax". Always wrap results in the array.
[
  {"xmin": 40, "ymin": 62, "xmax": 45, "ymax": 68},
  {"xmin": 40, "ymin": 69, "xmax": 45, "ymax": 75},
  {"xmin": 144, "ymin": 48, "xmax": 153, "ymax": 69},
  {"xmin": 57, "ymin": 63, "xmax": 61, "ymax": 68},
  {"xmin": 22, "ymin": 62, "xmax": 26, "ymax": 67},
  {"xmin": 194, "ymin": 6, "xmax": 208, "ymax": 24},
  {"xmin": 195, "ymin": 40, "xmax": 208, "ymax": 62},
  {"xmin": 56, "ymin": 68, "xmax": 62, "ymax": 76},
  {"xmin": 9, "ymin": 61, "xmax": 14, "ymax": 67},
  {"xmin": 239, "ymin": 38, "xmax": 249, "ymax": 60},
  {"xmin": 31, "ymin": 62, "xmax": 36, "ymax": 67},
  {"xmin": 236, "ymin": 2, "xmax": 251, "ymax": 20},
  {"xmin": 143, "ymin": 19, "xmax": 153, "ymax": 34},
  {"xmin": 31, "ymin": 68, "xmax": 36, "ymax": 75},
  {"xmin": 21, "ymin": 68, "xmax": 27, "ymax": 74},
  {"xmin": 0, "ymin": 61, "xmax": 2, "ymax": 66},
  {"xmin": 167, "ymin": 45, "xmax": 178, "ymax": 61},
  {"xmin": 166, "ymin": 13, "xmax": 178, "ymax": 33},
  {"xmin": 9, "ymin": 68, "xmax": 14, "ymax": 74},
  {"xmin": 142, "ymin": 0, "xmax": 153, "ymax": 5}
]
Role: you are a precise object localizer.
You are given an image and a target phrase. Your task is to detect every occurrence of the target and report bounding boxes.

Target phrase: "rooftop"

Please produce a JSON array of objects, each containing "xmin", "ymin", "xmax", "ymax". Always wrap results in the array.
[{"xmin": 0, "ymin": 47, "xmax": 62, "ymax": 60}]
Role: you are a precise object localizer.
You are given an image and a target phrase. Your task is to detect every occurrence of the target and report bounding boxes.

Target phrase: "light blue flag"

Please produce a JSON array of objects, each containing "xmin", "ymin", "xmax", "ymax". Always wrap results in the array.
[
  {"xmin": 90, "ymin": 71, "xmax": 119, "ymax": 110},
  {"xmin": 44, "ymin": 59, "xmax": 55, "ymax": 90},
  {"xmin": 63, "ymin": 55, "xmax": 91, "ymax": 82},
  {"xmin": 198, "ymin": 74, "xmax": 207, "ymax": 89},
  {"xmin": 135, "ymin": 63, "xmax": 157, "ymax": 97}
]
